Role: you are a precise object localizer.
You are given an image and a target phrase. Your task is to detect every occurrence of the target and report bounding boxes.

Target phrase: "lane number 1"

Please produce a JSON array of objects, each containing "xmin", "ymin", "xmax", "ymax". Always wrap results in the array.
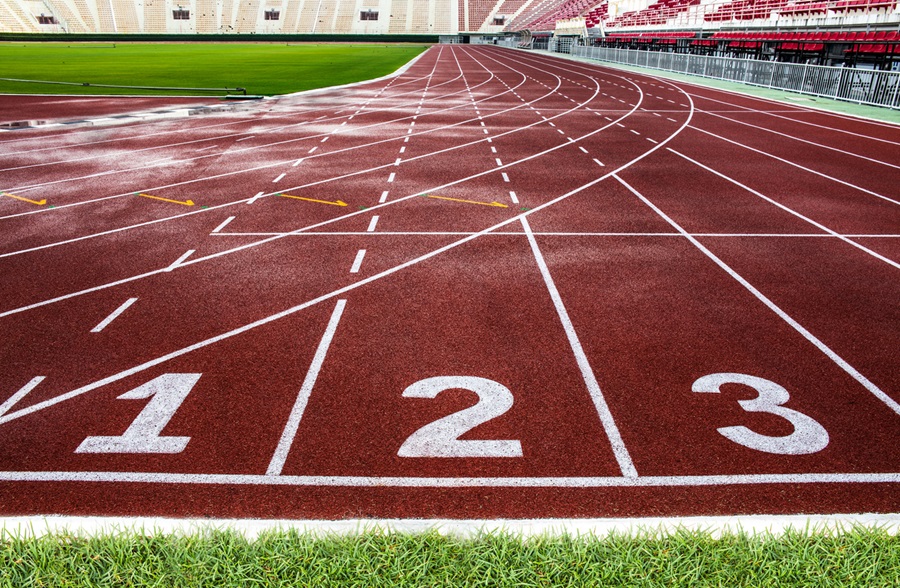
[{"xmin": 76, "ymin": 373, "xmax": 198, "ymax": 454}]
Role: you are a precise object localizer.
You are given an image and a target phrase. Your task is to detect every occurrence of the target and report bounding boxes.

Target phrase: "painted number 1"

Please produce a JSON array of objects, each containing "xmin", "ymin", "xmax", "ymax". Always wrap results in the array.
[
  {"xmin": 693, "ymin": 373, "xmax": 829, "ymax": 455},
  {"xmin": 76, "ymin": 373, "xmax": 199, "ymax": 454},
  {"xmin": 398, "ymin": 376, "xmax": 523, "ymax": 458}
]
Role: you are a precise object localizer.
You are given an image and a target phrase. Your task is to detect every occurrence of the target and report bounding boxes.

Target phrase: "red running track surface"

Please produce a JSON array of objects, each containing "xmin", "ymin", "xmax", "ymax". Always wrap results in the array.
[{"xmin": 0, "ymin": 46, "xmax": 899, "ymax": 520}]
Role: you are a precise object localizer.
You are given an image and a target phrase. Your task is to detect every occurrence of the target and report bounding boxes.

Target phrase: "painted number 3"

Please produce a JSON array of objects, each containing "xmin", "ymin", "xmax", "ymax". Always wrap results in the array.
[{"xmin": 693, "ymin": 373, "xmax": 829, "ymax": 455}]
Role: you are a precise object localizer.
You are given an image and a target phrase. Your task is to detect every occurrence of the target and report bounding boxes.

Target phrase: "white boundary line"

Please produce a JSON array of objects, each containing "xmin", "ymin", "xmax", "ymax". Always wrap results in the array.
[{"xmin": 1, "ymin": 513, "xmax": 898, "ymax": 539}]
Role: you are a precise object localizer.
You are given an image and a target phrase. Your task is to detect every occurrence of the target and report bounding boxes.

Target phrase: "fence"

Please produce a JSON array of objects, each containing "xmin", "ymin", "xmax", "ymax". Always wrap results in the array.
[{"xmin": 569, "ymin": 45, "xmax": 900, "ymax": 109}]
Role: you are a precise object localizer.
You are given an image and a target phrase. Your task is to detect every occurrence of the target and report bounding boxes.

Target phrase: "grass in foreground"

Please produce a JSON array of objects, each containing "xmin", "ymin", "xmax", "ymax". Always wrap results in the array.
[
  {"xmin": 0, "ymin": 43, "xmax": 428, "ymax": 95},
  {"xmin": 0, "ymin": 527, "xmax": 898, "ymax": 587}
]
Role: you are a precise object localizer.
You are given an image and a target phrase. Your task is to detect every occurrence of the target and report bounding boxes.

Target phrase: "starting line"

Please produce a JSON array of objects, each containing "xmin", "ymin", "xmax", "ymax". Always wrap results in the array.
[{"xmin": 0, "ymin": 471, "xmax": 898, "ymax": 487}]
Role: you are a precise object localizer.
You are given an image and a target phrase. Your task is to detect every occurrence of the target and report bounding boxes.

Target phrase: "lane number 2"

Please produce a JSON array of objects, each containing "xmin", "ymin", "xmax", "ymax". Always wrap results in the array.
[
  {"xmin": 693, "ymin": 373, "xmax": 829, "ymax": 455},
  {"xmin": 398, "ymin": 376, "xmax": 523, "ymax": 458},
  {"xmin": 76, "ymin": 373, "xmax": 198, "ymax": 454}
]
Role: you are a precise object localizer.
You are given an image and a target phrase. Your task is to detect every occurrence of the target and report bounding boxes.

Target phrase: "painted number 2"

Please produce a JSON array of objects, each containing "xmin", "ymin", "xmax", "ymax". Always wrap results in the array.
[
  {"xmin": 398, "ymin": 376, "xmax": 523, "ymax": 458},
  {"xmin": 76, "ymin": 373, "xmax": 199, "ymax": 454},
  {"xmin": 693, "ymin": 373, "xmax": 829, "ymax": 455}
]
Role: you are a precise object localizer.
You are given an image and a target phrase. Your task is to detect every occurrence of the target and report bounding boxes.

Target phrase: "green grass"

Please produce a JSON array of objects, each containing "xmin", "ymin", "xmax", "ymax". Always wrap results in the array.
[
  {"xmin": 0, "ymin": 43, "xmax": 428, "ymax": 96},
  {"xmin": 1, "ymin": 527, "xmax": 898, "ymax": 587}
]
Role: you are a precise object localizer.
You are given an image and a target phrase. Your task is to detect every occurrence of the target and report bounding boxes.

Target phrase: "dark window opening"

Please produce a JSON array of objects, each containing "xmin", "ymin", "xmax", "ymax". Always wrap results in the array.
[
  {"xmin": 493, "ymin": 16, "xmax": 506, "ymax": 25},
  {"xmin": 264, "ymin": 9, "xmax": 280, "ymax": 20},
  {"xmin": 360, "ymin": 10, "xmax": 379, "ymax": 20},
  {"xmin": 172, "ymin": 9, "xmax": 190, "ymax": 19},
  {"xmin": 37, "ymin": 15, "xmax": 58, "ymax": 24}
]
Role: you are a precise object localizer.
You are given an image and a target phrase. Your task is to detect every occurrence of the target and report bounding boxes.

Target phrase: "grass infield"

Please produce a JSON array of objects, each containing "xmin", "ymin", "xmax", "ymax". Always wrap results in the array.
[
  {"xmin": 0, "ymin": 43, "xmax": 428, "ymax": 96},
  {"xmin": 0, "ymin": 528, "xmax": 898, "ymax": 586}
]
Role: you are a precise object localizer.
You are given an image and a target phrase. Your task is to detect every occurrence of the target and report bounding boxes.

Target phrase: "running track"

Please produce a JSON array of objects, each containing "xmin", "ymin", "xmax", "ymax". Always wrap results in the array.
[{"xmin": 0, "ymin": 46, "xmax": 898, "ymax": 519}]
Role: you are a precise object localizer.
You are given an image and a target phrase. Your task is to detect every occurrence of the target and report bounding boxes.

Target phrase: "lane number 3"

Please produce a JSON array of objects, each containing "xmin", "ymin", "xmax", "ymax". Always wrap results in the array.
[{"xmin": 693, "ymin": 373, "xmax": 829, "ymax": 455}]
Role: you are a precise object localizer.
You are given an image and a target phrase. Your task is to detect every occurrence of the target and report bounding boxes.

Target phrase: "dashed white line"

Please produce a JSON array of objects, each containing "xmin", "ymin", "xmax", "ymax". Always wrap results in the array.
[
  {"xmin": 366, "ymin": 216, "xmax": 379, "ymax": 233},
  {"xmin": 320, "ymin": 137, "xmax": 329, "ymax": 143},
  {"xmin": 379, "ymin": 190, "xmax": 389, "ymax": 203},
  {"xmin": 593, "ymin": 158, "xmax": 605, "ymax": 167},
  {"xmin": 495, "ymin": 158, "xmax": 503, "ymax": 166},
  {"xmin": 235, "ymin": 136, "xmax": 255, "ymax": 142},
  {"xmin": 630, "ymin": 130, "xmax": 640, "ymax": 136},
  {"xmin": 394, "ymin": 158, "xmax": 401, "ymax": 166},
  {"xmin": 349, "ymin": 249, "xmax": 366, "ymax": 273},
  {"xmin": 308, "ymin": 146, "xmax": 318, "ymax": 154},
  {"xmin": 502, "ymin": 172, "xmax": 510, "ymax": 182},
  {"xmin": 399, "ymin": 146, "xmax": 406, "ymax": 154},
  {"xmin": 166, "ymin": 250, "xmax": 195, "ymax": 272},
  {"xmin": 579, "ymin": 146, "xmax": 588, "ymax": 153},
  {"xmin": 387, "ymin": 173, "xmax": 396, "ymax": 183},
  {"xmin": 292, "ymin": 159, "xmax": 303, "ymax": 167},
  {"xmin": 491, "ymin": 147, "xmax": 497, "ymax": 153},
  {"xmin": 509, "ymin": 191, "xmax": 519, "ymax": 204},
  {"xmin": 212, "ymin": 216, "xmax": 236, "ymax": 234},
  {"xmin": 91, "ymin": 298, "xmax": 139, "ymax": 333},
  {"xmin": 247, "ymin": 191, "xmax": 264, "ymax": 205},
  {"xmin": 0, "ymin": 377, "xmax": 44, "ymax": 417},
  {"xmin": 273, "ymin": 173, "xmax": 286, "ymax": 183}
]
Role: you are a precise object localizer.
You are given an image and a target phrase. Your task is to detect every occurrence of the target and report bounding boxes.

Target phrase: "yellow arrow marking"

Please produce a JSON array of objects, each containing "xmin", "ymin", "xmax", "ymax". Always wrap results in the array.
[
  {"xmin": 138, "ymin": 193, "xmax": 195, "ymax": 206},
  {"xmin": 425, "ymin": 195, "xmax": 508, "ymax": 208},
  {"xmin": 279, "ymin": 193, "xmax": 348, "ymax": 207},
  {"xmin": 1, "ymin": 192, "xmax": 46, "ymax": 206}
]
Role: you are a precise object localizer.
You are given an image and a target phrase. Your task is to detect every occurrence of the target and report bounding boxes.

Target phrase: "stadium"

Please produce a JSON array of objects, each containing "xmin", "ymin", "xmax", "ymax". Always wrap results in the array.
[{"xmin": 0, "ymin": 0, "xmax": 898, "ymax": 582}]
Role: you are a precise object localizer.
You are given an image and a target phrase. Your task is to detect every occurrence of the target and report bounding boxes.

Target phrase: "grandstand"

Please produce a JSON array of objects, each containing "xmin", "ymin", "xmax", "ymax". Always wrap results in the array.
[{"xmin": 0, "ymin": 0, "xmax": 459, "ymax": 34}]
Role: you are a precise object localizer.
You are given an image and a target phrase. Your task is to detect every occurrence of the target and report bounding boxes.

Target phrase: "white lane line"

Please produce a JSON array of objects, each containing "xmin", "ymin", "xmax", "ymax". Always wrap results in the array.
[
  {"xmin": 647, "ymin": 138, "xmax": 658, "ymax": 144},
  {"xmin": 688, "ymin": 126, "xmax": 899, "ymax": 207},
  {"xmin": 614, "ymin": 174, "xmax": 900, "ymax": 418},
  {"xmin": 273, "ymin": 173, "xmax": 286, "ymax": 183},
  {"xmin": 667, "ymin": 117, "xmax": 677, "ymax": 122},
  {"xmin": 699, "ymin": 109, "xmax": 900, "ymax": 171},
  {"xmin": 548, "ymin": 122, "xmax": 556, "ymax": 127},
  {"xmin": 630, "ymin": 130, "xmax": 640, "ymax": 135},
  {"xmin": 236, "ymin": 136, "xmax": 255, "ymax": 142},
  {"xmin": 491, "ymin": 146, "xmax": 497, "ymax": 153},
  {"xmin": 320, "ymin": 137, "xmax": 329, "ymax": 143},
  {"xmin": 399, "ymin": 146, "xmax": 406, "ymax": 153},
  {"xmin": 166, "ymin": 250, "xmax": 195, "ymax": 272},
  {"xmin": 509, "ymin": 191, "xmax": 519, "ymax": 204},
  {"xmin": 366, "ymin": 216, "xmax": 379, "ymax": 232},
  {"xmin": 520, "ymin": 216, "xmax": 638, "ymax": 478},
  {"xmin": 266, "ymin": 299, "xmax": 346, "ymax": 476},
  {"xmin": 307, "ymin": 146, "xmax": 318, "ymax": 154},
  {"xmin": 483, "ymin": 128, "xmax": 488, "ymax": 134},
  {"xmin": 0, "ymin": 377, "xmax": 45, "ymax": 417},
  {"xmin": 502, "ymin": 172, "xmax": 510, "ymax": 182},
  {"xmin": 495, "ymin": 158, "xmax": 503, "ymax": 166},
  {"xmin": 387, "ymin": 172, "xmax": 396, "ymax": 183},
  {"xmin": 379, "ymin": 190, "xmax": 389, "ymax": 203},
  {"xmin": 593, "ymin": 158, "xmax": 605, "ymax": 167},
  {"xmin": 90, "ymin": 297, "xmax": 139, "ymax": 333},
  {"xmin": 292, "ymin": 159, "xmax": 303, "ymax": 167},
  {"xmin": 247, "ymin": 191, "xmax": 264, "ymax": 205},
  {"xmin": 394, "ymin": 158, "xmax": 401, "ymax": 166},
  {"xmin": 557, "ymin": 129, "xmax": 565, "ymax": 134},
  {"xmin": 579, "ymin": 146, "xmax": 588, "ymax": 153},
  {"xmin": 212, "ymin": 216, "xmax": 236, "ymax": 234},
  {"xmin": 349, "ymin": 249, "xmax": 366, "ymax": 273},
  {"xmin": 195, "ymin": 144, "xmax": 219, "ymax": 151},
  {"xmin": 670, "ymin": 149, "xmax": 900, "ymax": 270}
]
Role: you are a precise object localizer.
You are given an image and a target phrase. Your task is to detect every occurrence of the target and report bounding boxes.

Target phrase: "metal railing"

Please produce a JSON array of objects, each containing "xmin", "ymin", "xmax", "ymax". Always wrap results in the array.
[{"xmin": 570, "ymin": 45, "xmax": 900, "ymax": 109}]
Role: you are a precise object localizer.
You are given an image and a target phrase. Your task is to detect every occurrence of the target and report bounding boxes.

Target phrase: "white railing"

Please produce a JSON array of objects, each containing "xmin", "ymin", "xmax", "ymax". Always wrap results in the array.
[{"xmin": 570, "ymin": 45, "xmax": 900, "ymax": 108}]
